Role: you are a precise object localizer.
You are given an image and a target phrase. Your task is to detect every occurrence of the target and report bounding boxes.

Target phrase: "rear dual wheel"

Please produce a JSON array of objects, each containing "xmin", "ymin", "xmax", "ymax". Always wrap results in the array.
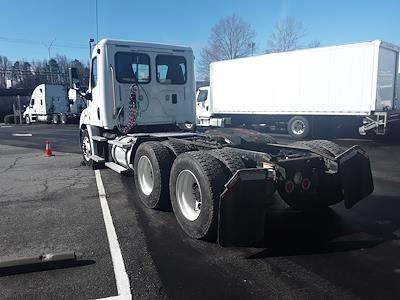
[
  {"xmin": 278, "ymin": 139, "xmax": 345, "ymax": 211},
  {"xmin": 52, "ymin": 114, "xmax": 59, "ymax": 124},
  {"xmin": 169, "ymin": 152, "xmax": 226, "ymax": 240},
  {"xmin": 60, "ymin": 114, "xmax": 68, "ymax": 125},
  {"xmin": 134, "ymin": 142, "xmax": 173, "ymax": 209},
  {"xmin": 134, "ymin": 143, "xmax": 245, "ymax": 241}
]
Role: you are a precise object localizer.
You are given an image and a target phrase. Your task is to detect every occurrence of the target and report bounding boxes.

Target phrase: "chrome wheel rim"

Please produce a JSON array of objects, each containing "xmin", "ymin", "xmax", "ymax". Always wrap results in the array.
[
  {"xmin": 82, "ymin": 136, "xmax": 91, "ymax": 161},
  {"xmin": 137, "ymin": 156, "xmax": 154, "ymax": 196},
  {"xmin": 291, "ymin": 120, "xmax": 306, "ymax": 135},
  {"xmin": 176, "ymin": 169, "xmax": 202, "ymax": 221}
]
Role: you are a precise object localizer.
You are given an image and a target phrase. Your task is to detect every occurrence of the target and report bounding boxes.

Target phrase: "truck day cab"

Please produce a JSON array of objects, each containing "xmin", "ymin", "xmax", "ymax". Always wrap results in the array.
[
  {"xmin": 197, "ymin": 40, "xmax": 400, "ymax": 139},
  {"xmin": 72, "ymin": 39, "xmax": 374, "ymax": 245},
  {"xmin": 23, "ymin": 84, "xmax": 85, "ymax": 125}
]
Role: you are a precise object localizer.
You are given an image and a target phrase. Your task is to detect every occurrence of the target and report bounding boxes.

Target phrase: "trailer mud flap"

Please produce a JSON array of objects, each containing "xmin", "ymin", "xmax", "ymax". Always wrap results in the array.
[
  {"xmin": 338, "ymin": 147, "xmax": 374, "ymax": 208},
  {"xmin": 218, "ymin": 169, "xmax": 276, "ymax": 247}
]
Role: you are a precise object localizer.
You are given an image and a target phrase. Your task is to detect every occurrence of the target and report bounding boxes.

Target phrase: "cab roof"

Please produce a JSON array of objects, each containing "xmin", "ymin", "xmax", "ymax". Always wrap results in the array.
[{"xmin": 96, "ymin": 38, "xmax": 192, "ymax": 52}]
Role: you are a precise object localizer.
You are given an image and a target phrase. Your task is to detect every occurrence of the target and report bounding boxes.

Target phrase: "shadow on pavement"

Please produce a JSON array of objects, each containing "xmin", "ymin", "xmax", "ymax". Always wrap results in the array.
[
  {"xmin": 245, "ymin": 206, "xmax": 389, "ymax": 258},
  {"xmin": 0, "ymin": 259, "xmax": 96, "ymax": 277}
]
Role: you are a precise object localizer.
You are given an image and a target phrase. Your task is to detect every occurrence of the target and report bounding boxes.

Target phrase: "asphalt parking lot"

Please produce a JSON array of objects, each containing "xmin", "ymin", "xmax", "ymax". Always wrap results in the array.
[{"xmin": 0, "ymin": 124, "xmax": 400, "ymax": 299}]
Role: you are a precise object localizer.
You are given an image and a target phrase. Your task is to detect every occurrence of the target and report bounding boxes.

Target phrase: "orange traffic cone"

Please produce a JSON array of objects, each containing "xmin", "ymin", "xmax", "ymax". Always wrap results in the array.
[{"xmin": 44, "ymin": 140, "xmax": 54, "ymax": 157}]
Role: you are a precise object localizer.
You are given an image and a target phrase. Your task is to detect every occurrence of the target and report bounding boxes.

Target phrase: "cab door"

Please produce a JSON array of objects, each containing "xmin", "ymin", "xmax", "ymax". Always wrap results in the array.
[
  {"xmin": 86, "ymin": 55, "xmax": 102, "ymax": 127},
  {"xmin": 196, "ymin": 87, "xmax": 211, "ymax": 119},
  {"xmin": 376, "ymin": 47, "xmax": 398, "ymax": 110}
]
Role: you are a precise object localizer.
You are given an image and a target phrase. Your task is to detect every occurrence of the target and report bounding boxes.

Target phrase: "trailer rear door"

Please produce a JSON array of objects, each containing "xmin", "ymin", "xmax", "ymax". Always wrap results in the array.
[{"xmin": 376, "ymin": 47, "xmax": 398, "ymax": 110}]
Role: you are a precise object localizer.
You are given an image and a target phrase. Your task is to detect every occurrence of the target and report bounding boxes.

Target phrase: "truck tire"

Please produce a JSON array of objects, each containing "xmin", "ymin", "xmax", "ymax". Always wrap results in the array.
[
  {"xmin": 52, "ymin": 114, "xmax": 59, "ymax": 124},
  {"xmin": 25, "ymin": 115, "xmax": 30, "ymax": 124},
  {"xmin": 291, "ymin": 140, "xmax": 331, "ymax": 157},
  {"xmin": 314, "ymin": 140, "xmax": 345, "ymax": 157},
  {"xmin": 208, "ymin": 148, "xmax": 246, "ymax": 178},
  {"xmin": 262, "ymin": 133, "xmax": 277, "ymax": 144},
  {"xmin": 287, "ymin": 116, "xmax": 310, "ymax": 139},
  {"xmin": 134, "ymin": 142, "xmax": 173, "ymax": 209},
  {"xmin": 80, "ymin": 129, "xmax": 92, "ymax": 166},
  {"xmin": 162, "ymin": 139, "xmax": 198, "ymax": 157},
  {"xmin": 4, "ymin": 114, "xmax": 14, "ymax": 124},
  {"xmin": 60, "ymin": 114, "xmax": 68, "ymax": 125},
  {"xmin": 291, "ymin": 140, "xmax": 345, "ymax": 158},
  {"xmin": 170, "ymin": 151, "xmax": 226, "ymax": 240}
]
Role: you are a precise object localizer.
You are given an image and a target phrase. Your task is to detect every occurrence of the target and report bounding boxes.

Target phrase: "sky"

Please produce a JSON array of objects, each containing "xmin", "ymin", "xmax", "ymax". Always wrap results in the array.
[{"xmin": 0, "ymin": 0, "xmax": 399, "ymax": 68}]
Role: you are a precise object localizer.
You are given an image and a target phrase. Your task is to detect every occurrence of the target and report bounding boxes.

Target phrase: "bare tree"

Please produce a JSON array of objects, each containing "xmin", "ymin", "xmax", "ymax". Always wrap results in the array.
[
  {"xmin": 307, "ymin": 40, "xmax": 321, "ymax": 48},
  {"xmin": 0, "ymin": 56, "xmax": 10, "ymax": 88},
  {"xmin": 267, "ymin": 17, "xmax": 306, "ymax": 53},
  {"xmin": 198, "ymin": 14, "xmax": 256, "ymax": 80},
  {"xmin": 0, "ymin": 55, "xmax": 90, "ymax": 89}
]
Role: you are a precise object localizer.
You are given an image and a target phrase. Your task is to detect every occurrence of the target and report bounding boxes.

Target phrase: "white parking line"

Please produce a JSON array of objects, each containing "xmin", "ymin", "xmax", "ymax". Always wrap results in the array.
[
  {"xmin": 12, "ymin": 133, "xmax": 33, "ymax": 137},
  {"xmin": 95, "ymin": 170, "xmax": 132, "ymax": 300}
]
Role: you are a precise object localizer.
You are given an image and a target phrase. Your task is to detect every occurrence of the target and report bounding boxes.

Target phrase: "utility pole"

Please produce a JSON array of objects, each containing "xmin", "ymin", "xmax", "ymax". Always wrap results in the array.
[
  {"xmin": 96, "ymin": 0, "xmax": 99, "ymax": 42},
  {"xmin": 48, "ymin": 38, "xmax": 56, "ymax": 83}
]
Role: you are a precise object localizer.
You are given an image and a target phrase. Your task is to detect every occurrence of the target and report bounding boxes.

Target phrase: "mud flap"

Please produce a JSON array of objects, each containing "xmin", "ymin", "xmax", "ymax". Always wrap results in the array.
[
  {"xmin": 218, "ymin": 168, "xmax": 276, "ymax": 247},
  {"xmin": 338, "ymin": 147, "xmax": 374, "ymax": 208}
]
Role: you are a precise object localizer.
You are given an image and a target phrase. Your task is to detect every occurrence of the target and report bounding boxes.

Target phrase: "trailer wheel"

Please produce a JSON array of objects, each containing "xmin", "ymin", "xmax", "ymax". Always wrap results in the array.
[
  {"xmin": 209, "ymin": 148, "xmax": 246, "ymax": 178},
  {"xmin": 52, "ymin": 114, "xmax": 59, "ymax": 124},
  {"xmin": 288, "ymin": 116, "xmax": 310, "ymax": 139},
  {"xmin": 162, "ymin": 139, "xmax": 198, "ymax": 157},
  {"xmin": 170, "ymin": 151, "xmax": 226, "ymax": 240},
  {"xmin": 25, "ymin": 115, "xmax": 30, "ymax": 124},
  {"xmin": 80, "ymin": 129, "xmax": 92, "ymax": 166},
  {"xmin": 134, "ymin": 142, "xmax": 173, "ymax": 209},
  {"xmin": 60, "ymin": 114, "xmax": 68, "ymax": 125},
  {"xmin": 3, "ymin": 114, "xmax": 14, "ymax": 124}
]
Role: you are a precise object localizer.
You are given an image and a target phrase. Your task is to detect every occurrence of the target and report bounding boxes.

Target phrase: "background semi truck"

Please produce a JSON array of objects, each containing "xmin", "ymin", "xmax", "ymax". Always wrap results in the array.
[
  {"xmin": 23, "ymin": 83, "xmax": 85, "ymax": 125},
  {"xmin": 196, "ymin": 40, "xmax": 400, "ymax": 139},
  {"xmin": 72, "ymin": 39, "xmax": 374, "ymax": 245}
]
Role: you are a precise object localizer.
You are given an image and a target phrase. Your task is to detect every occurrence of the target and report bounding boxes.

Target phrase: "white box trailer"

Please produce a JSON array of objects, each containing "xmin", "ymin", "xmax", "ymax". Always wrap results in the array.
[
  {"xmin": 23, "ymin": 84, "xmax": 84, "ymax": 124},
  {"xmin": 197, "ymin": 40, "xmax": 400, "ymax": 138}
]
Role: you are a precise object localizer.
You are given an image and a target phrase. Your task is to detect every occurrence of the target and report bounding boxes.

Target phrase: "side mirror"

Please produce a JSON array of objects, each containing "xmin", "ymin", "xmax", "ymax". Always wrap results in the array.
[
  {"xmin": 84, "ymin": 92, "xmax": 92, "ymax": 101},
  {"xmin": 69, "ymin": 67, "xmax": 81, "ymax": 89}
]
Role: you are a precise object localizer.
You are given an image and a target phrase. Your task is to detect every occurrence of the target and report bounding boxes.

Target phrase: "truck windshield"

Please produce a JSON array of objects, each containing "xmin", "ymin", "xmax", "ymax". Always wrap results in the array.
[
  {"xmin": 197, "ymin": 89, "xmax": 208, "ymax": 102},
  {"xmin": 115, "ymin": 52, "xmax": 150, "ymax": 84},
  {"xmin": 156, "ymin": 55, "xmax": 187, "ymax": 84}
]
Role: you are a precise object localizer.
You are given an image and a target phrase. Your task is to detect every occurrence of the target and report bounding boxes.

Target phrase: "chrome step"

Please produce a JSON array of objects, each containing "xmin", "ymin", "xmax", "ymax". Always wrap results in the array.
[
  {"xmin": 105, "ymin": 162, "xmax": 129, "ymax": 174},
  {"xmin": 90, "ymin": 155, "xmax": 105, "ymax": 163},
  {"xmin": 92, "ymin": 135, "xmax": 107, "ymax": 142}
]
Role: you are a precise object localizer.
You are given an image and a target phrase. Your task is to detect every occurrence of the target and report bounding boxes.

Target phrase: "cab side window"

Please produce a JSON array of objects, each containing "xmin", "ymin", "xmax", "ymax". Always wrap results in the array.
[{"xmin": 91, "ymin": 57, "xmax": 98, "ymax": 88}]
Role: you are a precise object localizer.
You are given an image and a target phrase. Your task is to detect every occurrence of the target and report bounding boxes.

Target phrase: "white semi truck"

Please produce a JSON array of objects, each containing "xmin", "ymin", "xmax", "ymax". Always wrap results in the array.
[
  {"xmin": 23, "ymin": 84, "xmax": 85, "ymax": 125},
  {"xmin": 72, "ymin": 39, "xmax": 374, "ymax": 245},
  {"xmin": 196, "ymin": 40, "xmax": 400, "ymax": 139}
]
